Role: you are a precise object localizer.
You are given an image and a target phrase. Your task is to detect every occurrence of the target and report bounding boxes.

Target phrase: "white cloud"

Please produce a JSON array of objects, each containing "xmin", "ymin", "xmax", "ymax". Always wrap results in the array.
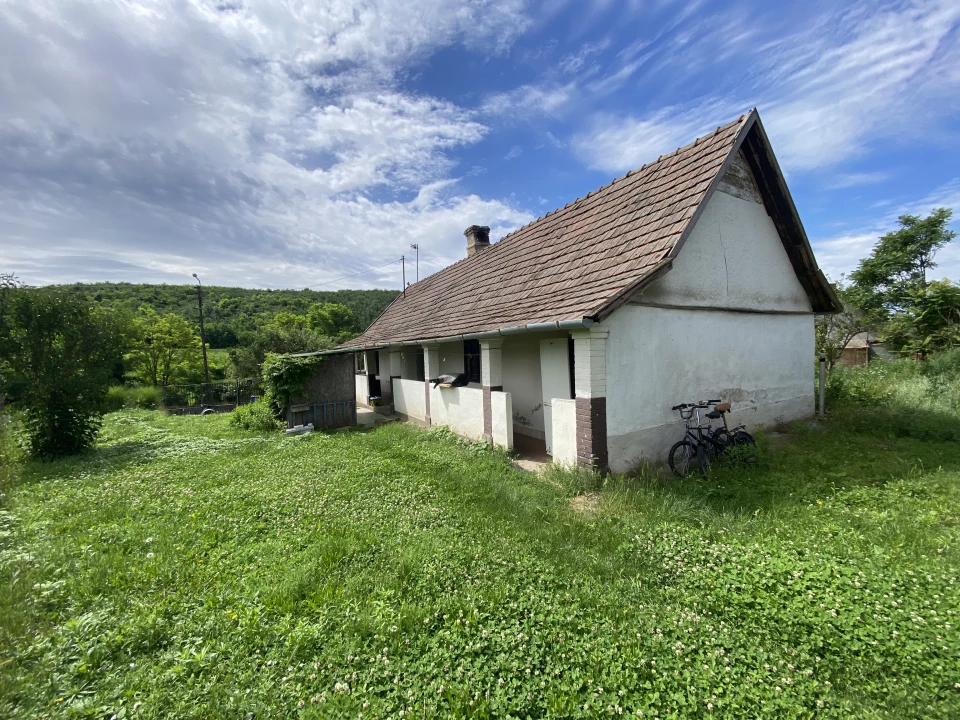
[
  {"xmin": 824, "ymin": 172, "xmax": 892, "ymax": 190},
  {"xmin": 572, "ymin": 99, "xmax": 740, "ymax": 173},
  {"xmin": 573, "ymin": 0, "xmax": 960, "ymax": 173},
  {"xmin": 0, "ymin": 0, "xmax": 534, "ymax": 287}
]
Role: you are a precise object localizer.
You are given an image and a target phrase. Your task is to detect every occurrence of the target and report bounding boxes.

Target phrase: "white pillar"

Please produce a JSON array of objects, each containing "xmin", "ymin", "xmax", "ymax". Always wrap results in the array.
[
  {"xmin": 421, "ymin": 342, "xmax": 439, "ymax": 426},
  {"xmin": 480, "ymin": 338, "xmax": 504, "ymax": 443}
]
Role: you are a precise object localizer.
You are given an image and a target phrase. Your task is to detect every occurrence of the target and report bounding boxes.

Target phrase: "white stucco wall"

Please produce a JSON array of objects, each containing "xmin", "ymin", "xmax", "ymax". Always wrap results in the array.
[
  {"xmin": 491, "ymin": 391, "xmax": 514, "ymax": 449},
  {"xmin": 551, "ymin": 398, "xmax": 578, "ymax": 467},
  {"xmin": 393, "ymin": 378, "xmax": 426, "ymax": 422},
  {"xmin": 604, "ymin": 182, "xmax": 816, "ymax": 470},
  {"xmin": 429, "ymin": 385, "xmax": 485, "ymax": 440},
  {"xmin": 502, "ymin": 334, "xmax": 546, "ymax": 438},
  {"xmin": 640, "ymin": 187, "xmax": 810, "ymax": 312},
  {"xmin": 355, "ymin": 374, "xmax": 369, "ymax": 406},
  {"xmin": 438, "ymin": 341, "xmax": 464, "ymax": 375}
]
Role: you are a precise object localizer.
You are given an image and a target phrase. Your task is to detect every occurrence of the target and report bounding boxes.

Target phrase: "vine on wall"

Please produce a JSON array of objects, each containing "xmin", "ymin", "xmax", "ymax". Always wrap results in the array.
[{"xmin": 261, "ymin": 353, "xmax": 325, "ymax": 418}]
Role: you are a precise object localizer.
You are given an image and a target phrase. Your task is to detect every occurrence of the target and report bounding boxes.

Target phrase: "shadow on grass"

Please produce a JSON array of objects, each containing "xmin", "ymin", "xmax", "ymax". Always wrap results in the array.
[{"xmin": 611, "ymin": 402, "xmax": 960, "ymax": 520}]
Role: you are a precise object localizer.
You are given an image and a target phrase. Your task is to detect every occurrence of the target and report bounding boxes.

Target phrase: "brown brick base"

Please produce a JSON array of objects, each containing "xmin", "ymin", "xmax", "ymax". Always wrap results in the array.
[
  {"xmin": 482, "ymin": 385, "xmax": 503, "ymax": 442},
  {"xmin": 575, "ymin": 396, "xmax": 608, "ymax": 471}
]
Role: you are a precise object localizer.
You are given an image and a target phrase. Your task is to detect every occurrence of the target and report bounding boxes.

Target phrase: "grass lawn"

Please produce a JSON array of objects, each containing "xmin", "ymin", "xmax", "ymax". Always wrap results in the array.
[{"xmin": 1, "ymin": 407, "xmax": 958, "ymax": 718}]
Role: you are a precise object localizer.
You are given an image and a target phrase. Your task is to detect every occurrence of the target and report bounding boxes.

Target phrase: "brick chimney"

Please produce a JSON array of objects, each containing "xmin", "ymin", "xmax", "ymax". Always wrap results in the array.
[{"xmin": 464, "ymin": 225, "xmax": 490, "ymax": 257}]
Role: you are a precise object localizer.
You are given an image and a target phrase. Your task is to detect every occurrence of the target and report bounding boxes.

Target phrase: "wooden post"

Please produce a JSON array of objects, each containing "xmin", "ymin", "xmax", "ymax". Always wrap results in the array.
[{"xmin": 818, "ymin": 353, "xmax": 826, "ymax": 417}]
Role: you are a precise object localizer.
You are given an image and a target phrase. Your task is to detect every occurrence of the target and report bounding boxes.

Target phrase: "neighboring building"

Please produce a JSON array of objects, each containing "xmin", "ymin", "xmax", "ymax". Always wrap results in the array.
[
  {"xmin": 839, "ymin": 332, "xmax": 891, "ymax": 367},
  {"xmin": 840, "ymin": 332, "xmax": 873, "ymax": 367},
  {"xmin": 335, "ymin": 109, "xmax": 840, "ymax": 471}
]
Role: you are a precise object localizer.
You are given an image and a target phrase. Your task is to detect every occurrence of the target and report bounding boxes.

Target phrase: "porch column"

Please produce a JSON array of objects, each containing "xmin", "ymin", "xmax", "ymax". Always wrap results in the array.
[
  {"xmin": 378, "ymin": 350, "xmax": 393, "ymax": 406},
  {"xmin": 480, "ymin": 338, "xmax": 503, "ymax": 443},
  {"xmin": 571, "ymin": 327, "xmax": 609, "ymax": 471},
  {"xmin": 421, "ymin": 342, "xmax": 439, "ymax": 427},
  {"xmin": 388, "ymin": 348, "xmax": 402, "ymax": 394}
]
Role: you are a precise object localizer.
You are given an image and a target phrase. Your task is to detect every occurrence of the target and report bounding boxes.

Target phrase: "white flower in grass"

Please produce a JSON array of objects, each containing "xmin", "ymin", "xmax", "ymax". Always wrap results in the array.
[{"xmin": 146, "ymin": 552, "xmax": 154, "ymax": 559}]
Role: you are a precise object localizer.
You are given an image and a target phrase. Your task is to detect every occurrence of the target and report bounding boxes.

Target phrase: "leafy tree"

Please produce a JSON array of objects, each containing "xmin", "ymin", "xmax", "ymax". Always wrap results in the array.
[
  {"xmin": 1, "ymin": 288, "xmax": 120, "ymax": 458},
  {"xmin": 228, "ymin": 324, "xmax": 332, "ymax": 379},
  {"xmin": 850, "ymin": 208, "xmax": 956, "ymax": 316},
  {"xmin": 128, "ymin": 309, "xmax": 203, "ymax": 387},
  {"xmin": 272, "ymin": 311, "xmax": 310, "ymax": 331},
  {"xmin": 850, "ymin": 208, "xmax": 957, "ymax": 355},
  {"xmin": 883, "ymin": 280, "xmax": 960, "ymax": 356},
  {"xmin": 815, "ymin": 279, "xmax": 869, "ymax": 369},
  {"xmin": 307, "ymin": 302, "xmax": 356, "ymax": 337}
]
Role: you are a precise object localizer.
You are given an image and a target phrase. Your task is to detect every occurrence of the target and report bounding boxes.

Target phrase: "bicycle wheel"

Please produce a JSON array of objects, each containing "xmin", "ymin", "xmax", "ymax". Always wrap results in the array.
[
  {"xmin": 668, "ymin": 440, "xmax": 697, "ymax": 478},
  {"xmin": 711, "ymin": 428, "xmax": 732, "ymax": 455},
  {"xmin": 697, "ymin": 443, "xmax": 711, "ymax": 476},
  {"xmin": 729, "ymin": 430, "xmax": 757, "ymax": 463}
]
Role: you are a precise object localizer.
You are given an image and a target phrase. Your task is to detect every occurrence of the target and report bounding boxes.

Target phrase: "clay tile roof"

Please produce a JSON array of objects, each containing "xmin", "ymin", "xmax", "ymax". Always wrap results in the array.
[{"xmin": 340, "ymin": 109, "xmax": 825, "ymax": 349}]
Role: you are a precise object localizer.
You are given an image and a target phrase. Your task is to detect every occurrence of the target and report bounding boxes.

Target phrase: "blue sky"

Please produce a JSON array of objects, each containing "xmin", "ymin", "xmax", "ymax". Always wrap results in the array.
[{"xmin": 1, "ymin": 0, "xmax": 959, "ymax": 290}]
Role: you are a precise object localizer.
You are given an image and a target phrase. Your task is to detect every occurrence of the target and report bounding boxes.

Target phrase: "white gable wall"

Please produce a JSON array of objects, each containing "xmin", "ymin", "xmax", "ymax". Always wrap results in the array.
[{"xmin": 604, "ymin": 163, "xmax": 815, "ymax": 470}]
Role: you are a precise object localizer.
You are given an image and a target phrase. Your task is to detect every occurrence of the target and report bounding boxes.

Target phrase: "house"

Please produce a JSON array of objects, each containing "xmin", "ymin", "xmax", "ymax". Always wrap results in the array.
[
  {"xmin": 839, "ymin": 332, "xmax": 892, "ymax": 367},
  {"xmin": 336, "ymin": 109, "xmax": 840, "ymax": 471}
]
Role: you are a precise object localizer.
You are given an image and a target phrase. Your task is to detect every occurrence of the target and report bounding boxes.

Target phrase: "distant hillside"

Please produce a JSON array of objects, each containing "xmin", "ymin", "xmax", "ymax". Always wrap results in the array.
[{"xmin": 54, "ymin": 282, "xmax": 399, "ymax": 347}]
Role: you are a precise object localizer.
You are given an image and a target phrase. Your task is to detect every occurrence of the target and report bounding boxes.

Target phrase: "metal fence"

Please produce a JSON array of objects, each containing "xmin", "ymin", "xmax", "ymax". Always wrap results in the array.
[{"xmin": 162, "ymin": 379, "xmax": 263, "ymax": 409}]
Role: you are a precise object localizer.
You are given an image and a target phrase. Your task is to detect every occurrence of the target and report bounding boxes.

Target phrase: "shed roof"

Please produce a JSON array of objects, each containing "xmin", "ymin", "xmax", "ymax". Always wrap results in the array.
[{"xmin": 340, "ymin": 108, "xmax": 839, "ymax": 350}]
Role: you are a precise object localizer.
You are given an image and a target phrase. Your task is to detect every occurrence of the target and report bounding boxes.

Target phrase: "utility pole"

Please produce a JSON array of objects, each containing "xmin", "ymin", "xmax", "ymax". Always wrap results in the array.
[
  {"xmin": 192, "ymin": 273, "xmax": 211, "ymax": 402},
  {"xmin": 401, "ymin": 256, "xmax": 406, "ymax": 296},
  {"xmin": 410, "ymin": 243, "xmax": 419, "ymax": 282}
]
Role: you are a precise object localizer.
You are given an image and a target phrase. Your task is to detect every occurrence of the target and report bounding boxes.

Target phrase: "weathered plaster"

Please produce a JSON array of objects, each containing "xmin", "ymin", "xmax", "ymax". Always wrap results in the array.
[
  {"xmin": 551, "ymin": 398, "xmax": 578, "ymax": 467},
  {"xmin": 638, "ymin": 185, "xmax": 811, "ymax": 312},
  {"xmin": 605, "ymin": 306, "xmax": 815, "ymax": 469}
]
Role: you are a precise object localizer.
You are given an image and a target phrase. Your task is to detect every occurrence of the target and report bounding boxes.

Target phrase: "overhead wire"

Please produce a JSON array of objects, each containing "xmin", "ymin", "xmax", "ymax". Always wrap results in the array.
[{"xmin": 307, "ymin": 258, "xmax": 402, "ymax": 289}]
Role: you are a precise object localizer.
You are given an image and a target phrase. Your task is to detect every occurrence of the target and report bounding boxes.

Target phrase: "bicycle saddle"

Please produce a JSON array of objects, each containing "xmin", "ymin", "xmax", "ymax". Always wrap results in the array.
[
  {"xmin": 715, "ymin": 402, "xmax": 731, "ymax": 412},
  {"xmin": 706, "ymin": 410, "xmax": 721, "ymax": 419}
]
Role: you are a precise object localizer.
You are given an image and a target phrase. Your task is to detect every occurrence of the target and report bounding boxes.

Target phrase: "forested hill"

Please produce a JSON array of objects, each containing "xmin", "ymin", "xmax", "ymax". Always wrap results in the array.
[{"xmin": 55, "ymin": 282, "xmax": 399, "ymax": 347}]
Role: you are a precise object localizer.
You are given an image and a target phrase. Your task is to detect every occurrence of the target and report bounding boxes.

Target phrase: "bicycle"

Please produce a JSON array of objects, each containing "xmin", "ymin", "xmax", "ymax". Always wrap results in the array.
[
  {"xmin": 668, "ymin": 400, "xmax": 721, "ymax": 477},
  {"xmin": 705, "ymin": 402, "xmax": 757, "ymax": 462}
]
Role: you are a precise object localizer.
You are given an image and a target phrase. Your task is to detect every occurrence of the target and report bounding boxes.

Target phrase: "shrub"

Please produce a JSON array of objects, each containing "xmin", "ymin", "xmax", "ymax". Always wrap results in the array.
[
  {"xmin": 103, "ymin": 385, "xmax": 127, "ymax": 413},
  {"xmin": 130, "ymin": 386, "xmax": 160, "ymax": 410},
  {"xmin": 1, "ymin": 289, "xmax": 120, "ymax": 458},
  {"xmin": 229, "ymin": 399, "xmax": 283, "ymax": 431},
  {"xmin": 0, "ymin": 410, "xmax": 24, "ymax": 466}
]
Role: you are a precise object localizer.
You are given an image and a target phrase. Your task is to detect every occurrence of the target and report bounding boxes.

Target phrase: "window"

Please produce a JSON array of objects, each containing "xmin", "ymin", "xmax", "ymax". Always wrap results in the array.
[
  {"xmin": 464, "ymin": 339, "xmax": 481, "ymax": 384},
  {"xmin": 356, "ymin": 352, "xmax": 365, "ymax": 373},
  {"xmin": 374, "ymin": 351, "xmax": 380, "ymax": 376}
]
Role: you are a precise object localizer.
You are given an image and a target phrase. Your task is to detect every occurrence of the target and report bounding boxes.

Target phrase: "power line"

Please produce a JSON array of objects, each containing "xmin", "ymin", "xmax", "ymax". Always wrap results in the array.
[{"xmin": 307, "ymin": 259, "xmax": 402, "ymax": 289}]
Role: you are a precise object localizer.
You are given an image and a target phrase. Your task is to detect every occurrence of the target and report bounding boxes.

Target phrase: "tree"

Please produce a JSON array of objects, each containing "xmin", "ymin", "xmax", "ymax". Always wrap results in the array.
[
  {"xmin": 307, "ymin": 302, "xmax": 355, "ymax": 337},
  {"xmin": 128, "ymin": 309, "xmax": 203, "ymax": 387},
  {"xmin": 815, "ymin": 280, "xmax": 869, "ymax": 369},
  {"xmin": 850, "ymin": 208, "xmax": 956, "ymax": 316},
  {"xmin": 882, "ymin": 280, "xmax": 960, "ymax": 356},
  {"xmin": 850, "ymin": 208, "xmax": 957, "ymax": 355},
  {"xmin": 1, "ymin": 288, "xmax": 119, "ymax": 458}
]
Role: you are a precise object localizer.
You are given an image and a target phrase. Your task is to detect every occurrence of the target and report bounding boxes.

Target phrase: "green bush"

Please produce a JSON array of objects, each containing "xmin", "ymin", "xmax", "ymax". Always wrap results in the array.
[
  {"xmin": 102, "ymin": 385, "xmax": 161, "ymax": 412},
  {"xmin": 0, "ymin": 410, "xmax": 24, "ymax": 466},
  {"xmin": 103, "ymin": 385, "xmax": 127, "ymax": 413},
  {"xmin": 130, "ymin": 386, "xmax": 160, "ymax": 410},
  {"xmin": 1, "ymin": 289, "xmax": 120, "ymax": 458},
  {"xmin": 229, "ymin": 399, "xmax": 282, "ymax": 431}
]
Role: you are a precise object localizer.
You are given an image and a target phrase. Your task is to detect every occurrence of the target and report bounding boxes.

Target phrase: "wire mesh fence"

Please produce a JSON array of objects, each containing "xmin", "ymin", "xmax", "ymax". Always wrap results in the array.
[{"xmin": 162, "ymin": 379, "xmax": 263, "ymax": 409}]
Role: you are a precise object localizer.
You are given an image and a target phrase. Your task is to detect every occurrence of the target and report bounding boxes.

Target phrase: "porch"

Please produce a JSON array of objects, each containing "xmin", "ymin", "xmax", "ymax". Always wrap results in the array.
[{"xmin": 353, "ymin": 327, "xmax": 609, "ymax": 469}]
